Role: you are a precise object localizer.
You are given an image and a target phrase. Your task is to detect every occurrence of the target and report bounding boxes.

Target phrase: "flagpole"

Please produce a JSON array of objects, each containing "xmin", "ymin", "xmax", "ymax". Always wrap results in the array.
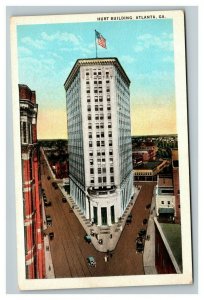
[{"xmin": 95, "ymin": 30, "xmax": 98, "ymax": 58}]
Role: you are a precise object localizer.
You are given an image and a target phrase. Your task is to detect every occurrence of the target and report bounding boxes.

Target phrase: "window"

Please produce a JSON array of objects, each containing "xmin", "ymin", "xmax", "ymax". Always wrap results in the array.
[
  {"xmin": 96, "ymin": 141, "xmax": 100, "ymax": 147},
  {"xmin": 106, "ymin": 88, "xmax": 110, "ymax": 92},
  {"xmin": 108, "ymin": 123, "xmax": 112, "ymax": 128},
  {"xmin": 101, "ymin": 141, "xmax": 105, "ymax": 147},
  {"xmin": 90, "ymin": 178, "xmax": 94, "ymax": 184},
  {"xmin": 98, "ymin": 168, "xmax": 101, "ymax": 174},
  {"xmin": 109, "ymin": 140, "xmax": 113, "ymax": 146},
  {"xmin": 108, "ymin": 132, "xmax": 112, "ymax": 138},
  {"xmin": 87, "ymin": 97, "xmax": 90, "ymax": 103},
  {"xmin": 90, "ymin": 159, "xmax": 93, "ymax": 166},
  {"xmin": 88, "ymin": 124, "xmax": 92, "ymax": 130},
  {"xmin": 101, "ymin": 132, "xmax": 104, "ymax": 138},
  {"xmin": 96, "ymin": 133, "xmax": 100, "ymax": 138},
  {"xmin": 89, "ymin": 151, "xmax": 93, "ymax": 157},
  {"xmin": 88, "ymin": 115, "xmax": 91, "ymax": 121},
  {"xmin": 86, "ymin": 81, "xmax": 89, "ymax": 85},
  {"xmin": 22, "ymin": 122, "xmax": 27, "ymax": 143},
  {"xmin": 161, "ymin": 201, "xmax": 164, "ymax": 204},
  {"xmin": 94, "ymin": 89, "xmax": 98, "ymax": 94},
  {"xmin": 95, "ymin": 115, "xmax": 99, "ymax": 120},
  {"xmin": 167, "ymin": 201, "xmax": 171, "ymax": 205},
  {"xmin": 88, "ymin": 133, "xmax": 92, "ymax": 138},
  {"xmin": 90, "ymin": 168, "xmax": 94, "ymax": 174},
  {"xmin": 87, "ymin": 105, "xmax": 91, "ymax": 112},
  {"xmin": 89, "ymin": 141, "xmax": 93, "ymax": 147},
  {"xmin": 100, "ymin": 115, "xmax": 104, "ymax": 120},
  {"xmin": 87, "ymin": 90, "xmax": 90, "ymax": 94},
  {"xmin": 103, "ymin": 177, "xmax": 107, "ymax": 183},
  {"xmin": 108, "ymin": 114, "xmax": 111, "ymax": 120},
  {"xmin": 109, "ymin": 150, "xmax": 113, "ymax": 155},
  {"xmin": 98, "ymin": 177, "xmax": 102, "ymax": 183},
  {"xmin": 95, "ymin": 105, "xmax": 98, "ymax": 111},
  {"xmin": 110, "ymin": 167, "xmax": 114, "ymax": 173},
  {"xmin": 99, "ymin": 106, "xmax": 103, "ymax": 111},
  {"xmin": 99, "ymin": 96, "xmax": 103, "ymax": 102},
  {"xmin": 110, "ymin": 176, "xmax": 114, "ymax": 183},
  {"xmin": 102, "ymin": 167, "xmax": 106, "ymax": 173}
]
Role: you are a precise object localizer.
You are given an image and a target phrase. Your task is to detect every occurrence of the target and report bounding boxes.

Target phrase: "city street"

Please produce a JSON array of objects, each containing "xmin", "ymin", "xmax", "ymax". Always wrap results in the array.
[{"xmin": 40, "ymin": 154, "xmax": 156, "ymax": 278}]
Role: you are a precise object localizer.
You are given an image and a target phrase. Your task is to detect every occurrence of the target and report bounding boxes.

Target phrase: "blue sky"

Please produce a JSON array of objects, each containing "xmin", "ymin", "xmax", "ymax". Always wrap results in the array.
[{"xmin": 17, "ymin": 18, "xmax": 176, "ymax": 138}]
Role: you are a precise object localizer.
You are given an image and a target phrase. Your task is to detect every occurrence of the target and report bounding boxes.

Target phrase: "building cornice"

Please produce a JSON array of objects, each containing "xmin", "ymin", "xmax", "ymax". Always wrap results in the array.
[{"xmin": 64, "ymin": 57, "xmax": 130, "ymax": 90}]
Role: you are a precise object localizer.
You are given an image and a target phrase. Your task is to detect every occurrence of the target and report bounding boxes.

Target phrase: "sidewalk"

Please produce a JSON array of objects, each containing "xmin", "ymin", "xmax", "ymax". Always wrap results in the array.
[
  {"xmin": 143, "ymin": 186, "xmax": 157, "ymax": 274},
  {"xmin": 58, "ymin": 183, "xmax": 141, "ymax": 252}
]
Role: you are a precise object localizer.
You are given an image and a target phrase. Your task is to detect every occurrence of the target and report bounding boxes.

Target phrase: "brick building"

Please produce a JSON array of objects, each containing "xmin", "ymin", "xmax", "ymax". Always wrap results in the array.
[{"xmin": 19, "ymin": 84, "xmax": 45, "ymax": 279}]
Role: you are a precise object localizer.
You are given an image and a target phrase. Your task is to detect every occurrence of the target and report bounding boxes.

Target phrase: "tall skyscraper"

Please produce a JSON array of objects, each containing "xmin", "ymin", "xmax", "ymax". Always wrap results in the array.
[
  {"xmin": 64, "ymin": 58, "xmax": 134, "ymax": 228},
  {"xmin": 19, "ymin": 84, "xmax": 45, "ymax": 279}
]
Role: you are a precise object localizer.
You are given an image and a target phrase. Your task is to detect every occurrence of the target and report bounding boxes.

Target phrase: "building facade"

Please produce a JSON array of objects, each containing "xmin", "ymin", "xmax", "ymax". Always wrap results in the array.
[
  {"xmin": 19, "ymin": 84, "xmax": 45, "ymax": 279},
  {"xmin": 64, "ymin": 58, "xmax": 134, "ymax": 227}
]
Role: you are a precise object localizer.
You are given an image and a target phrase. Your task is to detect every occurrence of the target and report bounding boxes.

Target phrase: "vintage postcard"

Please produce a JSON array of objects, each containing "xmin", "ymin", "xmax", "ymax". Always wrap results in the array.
[{"xmin": 10, "ymin": 10, "xmax": 192, "ymax": 290}]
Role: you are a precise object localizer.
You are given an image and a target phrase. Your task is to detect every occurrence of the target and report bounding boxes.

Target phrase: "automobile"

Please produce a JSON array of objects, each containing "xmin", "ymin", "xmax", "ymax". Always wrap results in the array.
[
  {"xmin": 47, "ymin": 176, "xmax": 51, "ymax": 180},
  {"xmin": 146, "ymin": 203, "xmax": 151, "ymax": 209},
  {"xmin": 143, "ymin": 218, "xmax": 148, "ymax": 225},
  {"xmin": 136, "ymin": 237, "xmax": 144, "ymax": 253},
  {"xmin": 45, "ymin": 201, "xmax": 51, "ymax": 207},
  {"xmin": 84, "ymin": 235, "xmax": 92, "ymax": 244},
  {"xmin": 126, "ymin": 214, "xmax": 132, "ymax": 224},
  {"xmin": 87, "ymin": 256, "xmax": 96, "ymax": 267},
  {"xmin": 49, "ymin": 232, "xmax": 54, "ymax": 240},
  {"xmin": 46, "ymin": 215, "xmax": 52, "ymax": 226},
  {"xmin": 62, "ymin": 197, "xmax": 67, "ymax": 203},
  {"xmin": 138, "ymin": 228, "xmax": 146, "ymax": 238}
]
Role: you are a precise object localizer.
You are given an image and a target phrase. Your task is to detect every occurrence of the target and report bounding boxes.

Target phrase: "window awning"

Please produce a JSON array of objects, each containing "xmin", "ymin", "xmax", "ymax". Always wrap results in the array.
[{"xmin": 158, "ymin": 207, "xmax": 174, "ymax": 214}]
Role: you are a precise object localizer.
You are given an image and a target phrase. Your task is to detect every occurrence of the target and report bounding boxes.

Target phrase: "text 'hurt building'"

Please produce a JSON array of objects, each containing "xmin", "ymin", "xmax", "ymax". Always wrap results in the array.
[{"xmin": 64, "ymin": 58, "xmax": 134, "ymax": 233}]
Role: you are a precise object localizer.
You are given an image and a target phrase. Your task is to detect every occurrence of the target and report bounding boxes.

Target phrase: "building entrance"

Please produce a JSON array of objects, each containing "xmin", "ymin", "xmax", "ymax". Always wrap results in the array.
[{"xmin": 101, "ymin": 207, "xmax": 107, "ymax": 225}]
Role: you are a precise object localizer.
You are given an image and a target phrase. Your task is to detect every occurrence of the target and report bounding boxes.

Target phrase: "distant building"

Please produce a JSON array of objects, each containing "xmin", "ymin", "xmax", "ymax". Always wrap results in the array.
[
  {"xmin": 155, "ymin": 149, "xmax": 180, "ymax": 223},
  {"xmin": 132, "ymin": 141, "xmax": 157, "ymax": 162},
  {"xmin": 133, "ymin": 160, "xmax": 169, "ymax": 182},
  {"xmin": 64, "ymin": 58, "xmax": 134, "ymax": 228},
  {"xmin": 155, "ymin": 176, "xmax": 175, "ymax": 221},
  {"xmin": 19, "ymin": 84, "xmax": 45, "ymax": 279}
]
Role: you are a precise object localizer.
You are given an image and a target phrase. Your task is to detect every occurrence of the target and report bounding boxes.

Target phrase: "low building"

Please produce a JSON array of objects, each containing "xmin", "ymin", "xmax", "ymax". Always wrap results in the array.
[
  {"xmin": 154, "ymin": 218, "xmax": 182, "ymax": 274},
  {"xmin": 133, "ymin": 160, "xmax": 169, "ymax": 182}
]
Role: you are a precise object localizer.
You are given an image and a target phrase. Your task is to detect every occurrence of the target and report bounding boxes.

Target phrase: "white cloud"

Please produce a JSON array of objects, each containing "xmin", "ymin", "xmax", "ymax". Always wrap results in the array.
[
  {"xmin": 41, "ymin": 31, "xmax": 82, "ymax": 46},
  {"xmin": 134, "ymin": 32, "xmax": 174, "ymax": 53},
  {"xmin": 21, "ymin": 36, "xmax": 45, "ymax": 49},
  {"xmin": 18, "ymin": 46, "xmax": 32, "ymax": 56},
  {"xmin": 120, "ymin": 55, "xmax": 136, "ymax": 64}
]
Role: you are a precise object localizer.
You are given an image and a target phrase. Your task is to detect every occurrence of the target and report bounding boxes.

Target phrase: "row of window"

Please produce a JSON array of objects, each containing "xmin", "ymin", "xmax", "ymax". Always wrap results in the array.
[
  {"xmin": 88, "ymin": 132, "xmax": 112, "ymax": 139},
  {"xmin": 90, "ymin": 167, "xmax": 114, "ymax": 174},
  {"xmin": 87, "ymin": 105, "xmax": 111, "ymax": 112},
  {"xmin": 89, "ymin": 140, "xmax": 112, "ymax": 147},
  {"xmin": 90, "ymin": 175, "xmax": 114, "ymax": 184}
]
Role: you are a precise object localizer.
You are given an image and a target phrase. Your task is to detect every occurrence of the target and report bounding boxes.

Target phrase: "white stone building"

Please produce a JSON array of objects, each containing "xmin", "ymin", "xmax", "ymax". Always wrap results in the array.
[{"xmin": 64, "ymin": 58, "xmax": 134, "ymax": 227}]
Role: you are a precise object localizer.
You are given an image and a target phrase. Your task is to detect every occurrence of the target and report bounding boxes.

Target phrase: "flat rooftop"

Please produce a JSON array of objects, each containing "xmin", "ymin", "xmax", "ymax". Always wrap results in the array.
[
  {"xmin": 134, "ymin": 161, "xmax": 162, "ymax": 170},
  {"xmin": 160, "ymin": 223, "xmax": 182, "ymax": 272},
  {"xmin": 158, "ymin": 177, "xmax": 173, "ymax": 188}
]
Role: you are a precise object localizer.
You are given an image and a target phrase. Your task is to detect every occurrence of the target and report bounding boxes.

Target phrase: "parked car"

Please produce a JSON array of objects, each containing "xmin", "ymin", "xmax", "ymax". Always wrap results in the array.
[
  {"xmin": 47, "ymin": 176, "xmax": 51, "ymax": 180},
  {"xmin": 126, "ymin": 214, "xmax": 132, "ymax": 224},
  {"xmin": 138, "ymin": 228, "xmax": 146, "ymax": 238},
  {"xmin": 45, "ymin": 201, "xmax": 51, "ymax": 207},
  {"xmin": 46, "ymin": 215, "xmax": 52, "ymax": 226},
  {"xmin": 62, "ymin": 197, "xmax": 67, "ymax": 203},
  {"xmin": 136, "ymin": 237, "xmax": 144, "ymax": 253},
  {"xmin": 143, "ymin": 218, "xmax": 148, "ymax": 225},
  {"xmin": 49, "ymin": 232, "xmax": 54, "ymax": 240},
  {"xmin": 146, "ymin": 203, "xmax": 151, "ymax": 209},
  {"xmin": 84, "ymin": 235, "xmax": 92, "ymax": 244},
  {"xmin": 87, "ymin": 256, "xmax": 96, "ymax": 267}
]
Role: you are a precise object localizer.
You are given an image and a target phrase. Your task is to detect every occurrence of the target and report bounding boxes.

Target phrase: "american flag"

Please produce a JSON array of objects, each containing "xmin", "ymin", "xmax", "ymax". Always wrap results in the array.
[{"xmin": 95, "ymin": 30, "xmax": 107, "ymax": 48}]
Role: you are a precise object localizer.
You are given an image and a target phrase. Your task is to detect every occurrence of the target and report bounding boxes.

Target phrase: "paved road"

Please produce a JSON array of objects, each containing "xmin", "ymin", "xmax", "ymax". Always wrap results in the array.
[{"xmin": 40, "ymin": 154, "xmax": 155, "ymax": 278}]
